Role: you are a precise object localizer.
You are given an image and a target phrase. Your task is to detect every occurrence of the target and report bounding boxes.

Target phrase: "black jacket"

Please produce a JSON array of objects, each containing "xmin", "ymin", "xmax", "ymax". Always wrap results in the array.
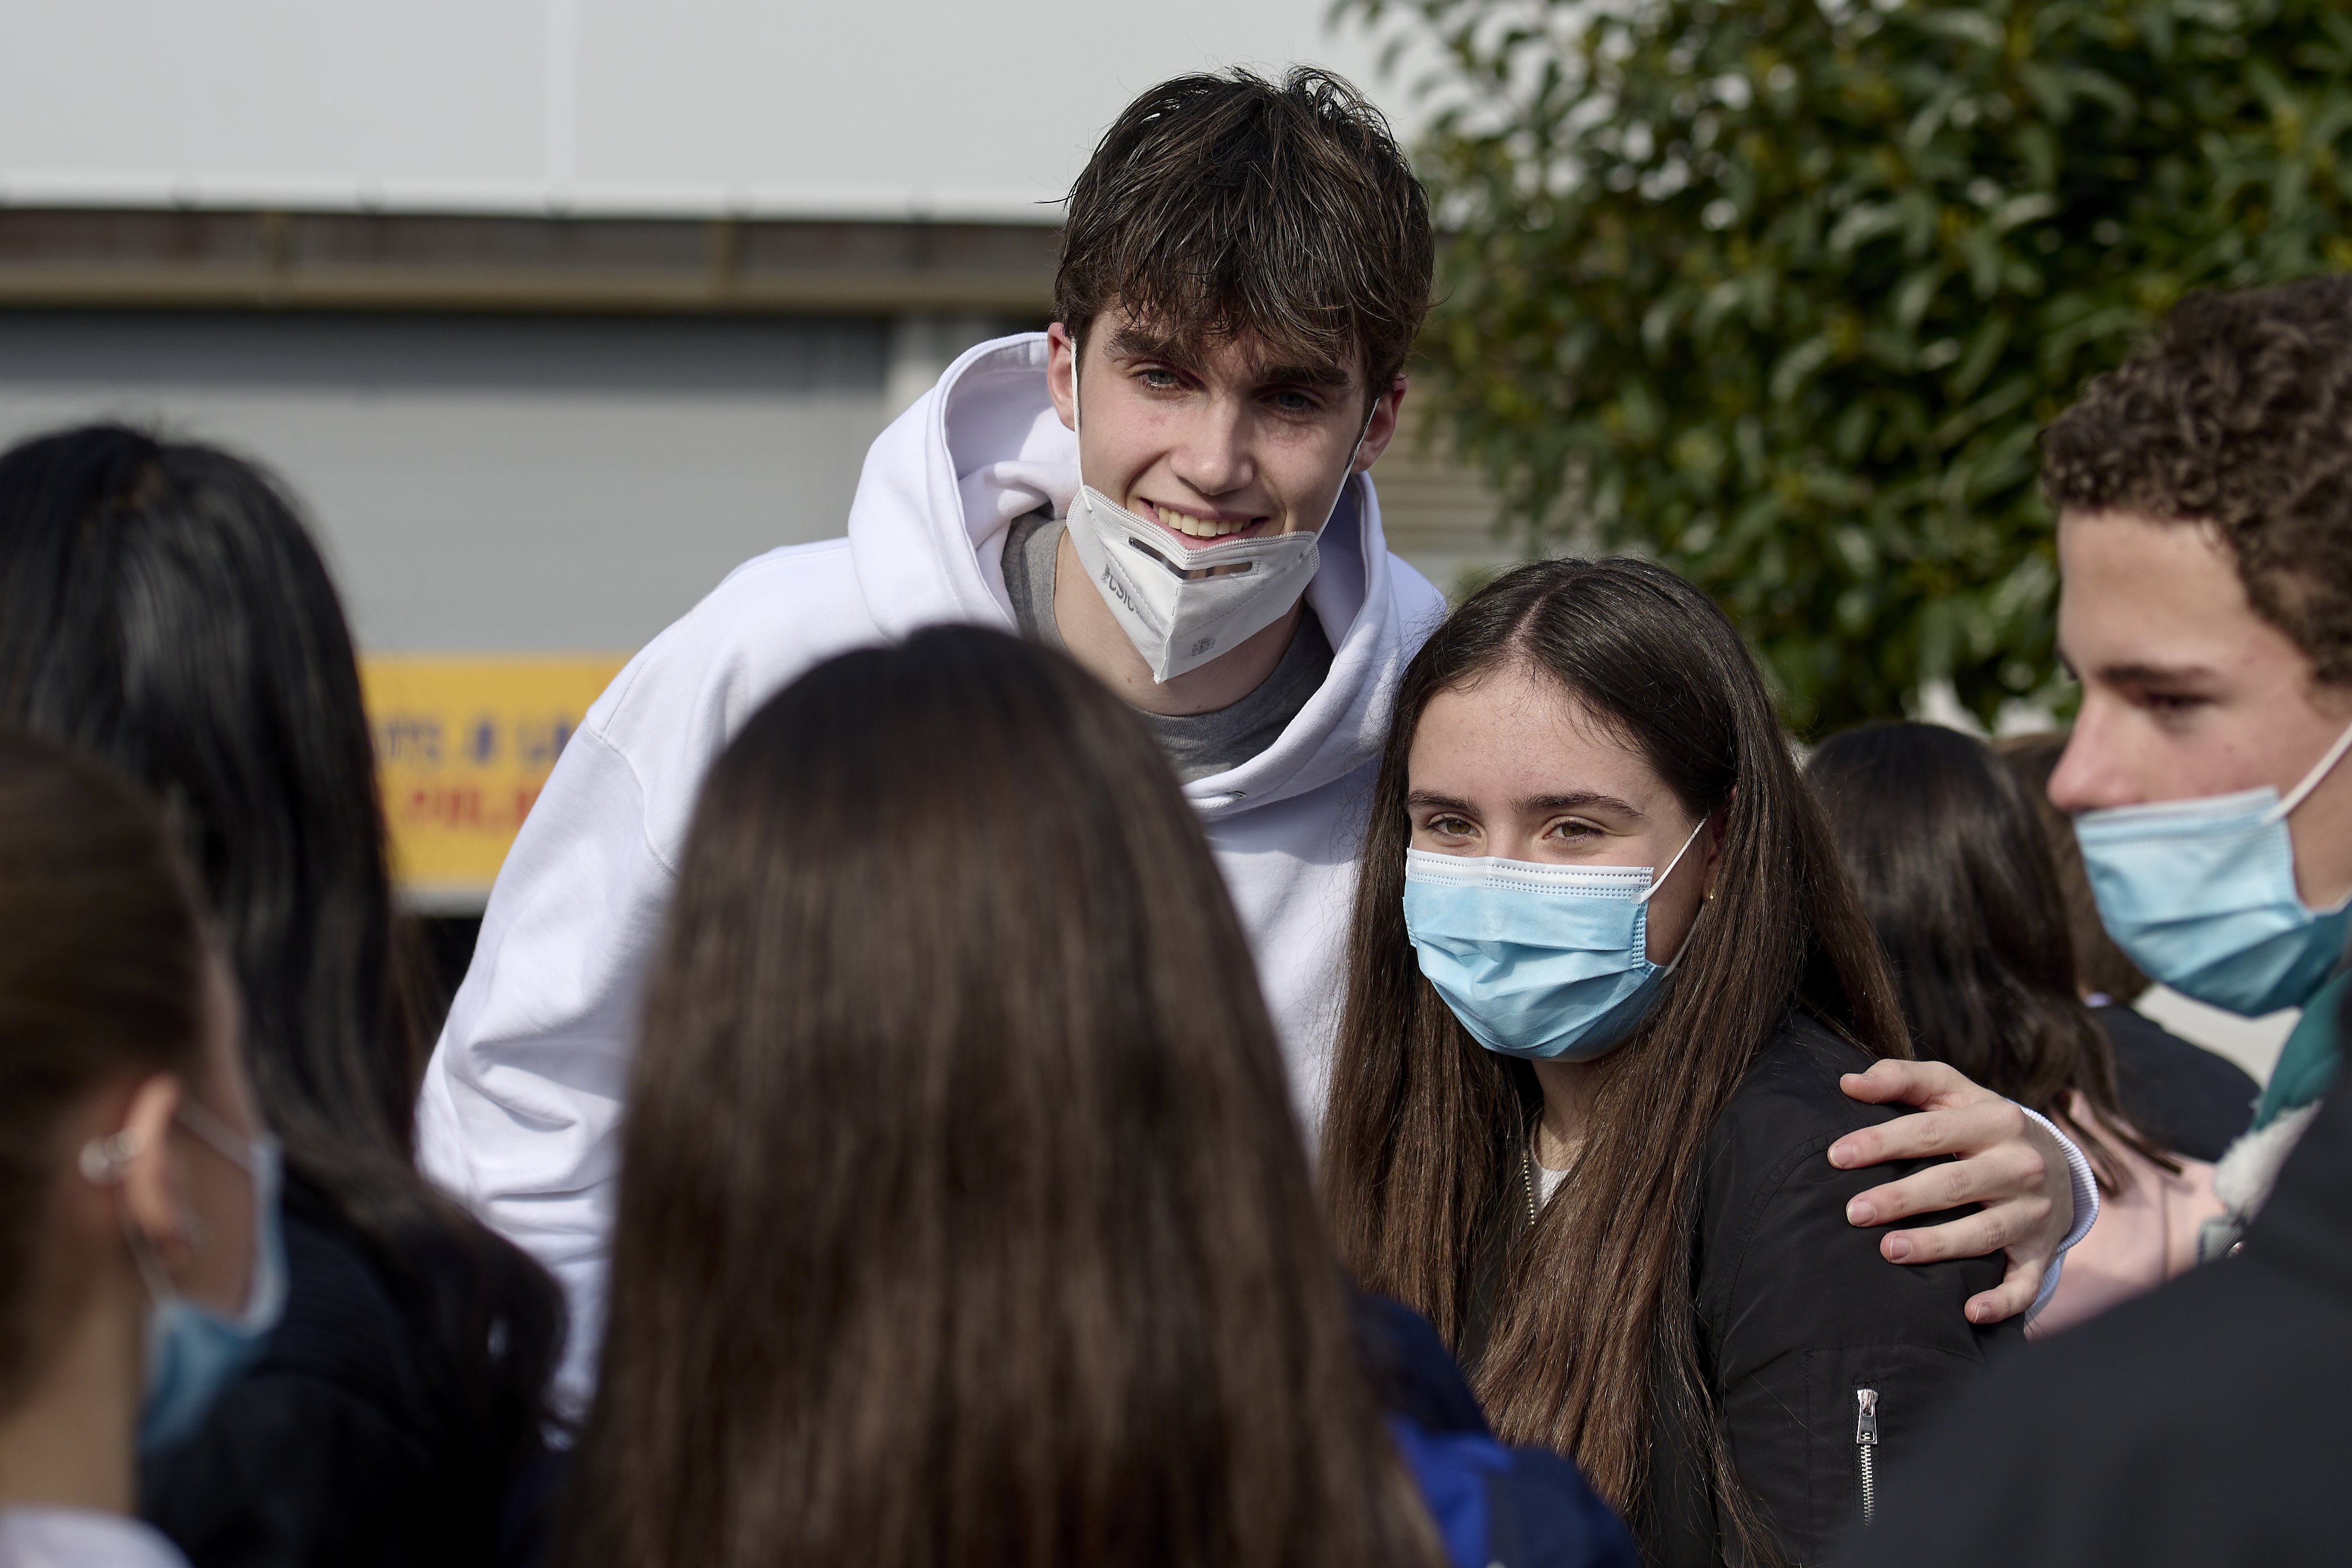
[
  {"xmin": 1463, "ymin": 1014, "xmax": 2018, "ymax": 1567},
  {"xmin": 1837, "ymin": 1035, "xmax": 2352, "ymax": 1568},
  {"xmin": 2093, "ymin": 1002, "xmax": 2260, "ymax": 1162},
  {"xmin": 140, "ymin": 1177, "xmax": 534, "ymax": 1568}
]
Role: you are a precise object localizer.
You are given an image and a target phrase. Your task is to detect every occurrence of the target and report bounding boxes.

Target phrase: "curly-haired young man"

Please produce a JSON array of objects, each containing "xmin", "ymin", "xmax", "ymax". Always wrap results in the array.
[{"xmin": 1850, "ymin": 274, "xmax": 2352, "ymax": 1568}]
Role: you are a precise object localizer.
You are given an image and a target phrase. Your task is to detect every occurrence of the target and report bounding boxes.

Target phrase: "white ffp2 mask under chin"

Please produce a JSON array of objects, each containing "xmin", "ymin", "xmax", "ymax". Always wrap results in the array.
[
  {"xmin": 1063, "ymin": 487, "xmax": 1324, "ymax": 682},
  {"xmin": 1064, "ymin": 355, "xmax": 1370, "ymax": 683}
]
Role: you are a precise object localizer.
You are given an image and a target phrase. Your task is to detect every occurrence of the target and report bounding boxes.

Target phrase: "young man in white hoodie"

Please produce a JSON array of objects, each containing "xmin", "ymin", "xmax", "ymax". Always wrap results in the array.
[{"xmin": 417, "ymin": 67, "xmax": 2089, "ymax": 1404}]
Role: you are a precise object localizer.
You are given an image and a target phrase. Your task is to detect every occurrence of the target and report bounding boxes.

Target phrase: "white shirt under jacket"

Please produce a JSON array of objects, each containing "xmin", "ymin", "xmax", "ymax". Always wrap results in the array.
[{"xmin": 414, "ymin": 332, "xmax": 1450, "ymax": 1407}]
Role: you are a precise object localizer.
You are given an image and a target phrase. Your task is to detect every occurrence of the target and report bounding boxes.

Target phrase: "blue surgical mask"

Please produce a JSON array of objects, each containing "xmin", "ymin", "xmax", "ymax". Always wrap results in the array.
[
  {"xmin": 1401, "ymin": 818, "xmax": 1709, "ymax": 1061},
  {"xmin": 2076, "ymin": 720, "xmax": 2352, "ymax": 1017},
  {"xmin": 86, "ymin": 1101, "xmax": 290, "ymax": 1453}
]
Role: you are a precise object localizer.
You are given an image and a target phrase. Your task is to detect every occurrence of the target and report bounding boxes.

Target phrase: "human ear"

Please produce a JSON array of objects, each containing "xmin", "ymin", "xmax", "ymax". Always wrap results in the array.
[
  {"xmin": 1700, "ymin": 792, "xmax": 1733, "ymax": 900},
  {"xmin": 1047, "ymin": 322, "xmax": 1079, "ymax": 432},
  {"xmin": 1350, "ymin": 375, "xmax": 1409, "ymax": 473},
  {"xmin": 106, "ymin": 1074, "xmax": 193, "ymax": 1267}
]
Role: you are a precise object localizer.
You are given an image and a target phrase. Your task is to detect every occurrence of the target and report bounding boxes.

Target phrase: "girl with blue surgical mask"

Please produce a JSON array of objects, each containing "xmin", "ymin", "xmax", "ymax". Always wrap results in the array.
[
  {"xmin": 0, "ymin": 425, "xmax": 562, "ymax": 1568},
  {"xmin": 1323, "ymin": 559, "xmax": 2020, "ymax": 1567},
  {"xmin": 0, "ymin": 736, "xmax": 282, "ymax": 1568}
]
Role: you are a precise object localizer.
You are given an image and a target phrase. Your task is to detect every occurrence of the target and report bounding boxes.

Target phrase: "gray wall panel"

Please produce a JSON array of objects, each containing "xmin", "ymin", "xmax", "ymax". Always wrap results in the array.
[{"xmin": 0, "ymin": 310, "xmax": 892, "ymax": 651}]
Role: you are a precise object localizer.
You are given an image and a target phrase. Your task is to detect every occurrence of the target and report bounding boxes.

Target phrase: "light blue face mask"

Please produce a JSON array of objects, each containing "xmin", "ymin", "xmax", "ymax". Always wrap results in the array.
[
  {"xmin": 1401, "ymin": 818, "xmax": 1709, "ymax": 1062},
  {"xmin": 84, "ymin": 1100, "xmax": 289, "ymax": 1453},
  {"xmin": 2075, "ymin": 720, "xmax": 2352, "ymax": 1018}
]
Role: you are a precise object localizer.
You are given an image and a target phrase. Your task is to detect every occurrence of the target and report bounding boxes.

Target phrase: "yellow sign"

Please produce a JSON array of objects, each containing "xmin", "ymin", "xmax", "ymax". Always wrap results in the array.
[{"xmin": 361, "ymin": 655, "xmax": 631, "ymax": 906}]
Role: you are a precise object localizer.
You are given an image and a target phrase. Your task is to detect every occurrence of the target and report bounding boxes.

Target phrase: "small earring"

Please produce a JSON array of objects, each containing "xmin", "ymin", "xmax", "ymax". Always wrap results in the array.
[{"xmin": 78, "ymin": 1130, "xmax": 139, "ymax": 1185}]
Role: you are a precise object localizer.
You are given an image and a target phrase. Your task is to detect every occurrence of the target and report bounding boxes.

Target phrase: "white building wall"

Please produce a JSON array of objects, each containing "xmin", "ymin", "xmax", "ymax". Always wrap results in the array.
[
  {"xmin": 0, "ymin": 311, "xmax": 897, "ymax": 651},
  {"xmin": 0, "ymin": 0, "xmax": 1428, "ymax": 221}
]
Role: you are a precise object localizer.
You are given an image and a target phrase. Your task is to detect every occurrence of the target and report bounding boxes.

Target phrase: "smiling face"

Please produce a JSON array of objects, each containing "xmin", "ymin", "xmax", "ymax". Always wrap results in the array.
[
  {"xmin": 1406, "ymin": 661, "xmax": 1716, "ymax": 966},
  {"xmin": 2048, "ymin": 509, "xmax": 2352, "ymax": 906},
  {"xmin": 1047, "ymin": 309, "xmax": 1403, "ymax": 553}
]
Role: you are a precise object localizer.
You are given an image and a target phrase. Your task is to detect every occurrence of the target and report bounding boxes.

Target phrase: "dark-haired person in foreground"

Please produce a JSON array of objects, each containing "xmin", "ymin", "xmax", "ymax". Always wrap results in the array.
[
  {"xmin": 0, "ymin": 737, "xmax": 275, "ymax": 1568},
  {"xmin": 0, "ymin": 427, "xmax": 563, "ymax": 1568},
  {"xmin": 1323, "ymin": 559, "xmax": 2017, "ymax": 1567},
  {"xmin": 418, "ymin": 65, "xmax": 2091, "ymax": 1408},
  {"xmin": 1844, "ymin": 277, "xmax": 2352, "ymax": 1566},
  {"xmin": 1997, "ymin": 731, "xmax": 2261, "ymax": 1162},
  {"xmin": 562, "ymin": 627, "xmax": 1635, "ymax": 1568},
  {"xmin": 1810, "ymin": 723, "xmax": 2223, "ymax": 1334}
]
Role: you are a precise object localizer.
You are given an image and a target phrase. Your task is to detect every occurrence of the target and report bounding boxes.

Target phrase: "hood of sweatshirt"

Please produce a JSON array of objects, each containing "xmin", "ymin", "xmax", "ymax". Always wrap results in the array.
[{"xmin": 847, "ymin": 332, "xmax": 1445, "ymax": 823}]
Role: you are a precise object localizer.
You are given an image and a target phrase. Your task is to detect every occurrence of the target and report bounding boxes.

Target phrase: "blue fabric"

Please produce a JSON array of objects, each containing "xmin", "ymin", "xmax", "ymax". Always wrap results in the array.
[
  {"xmin": 1391, "ymin": 1417, "xmax": 1508, "ymax": 1566},
  {"xmin": 1353, "ymin": 1292, "xmax": 1490, "ymax": 1435},
  {"xmin": 1363, "ymin": 1294, "xmax": 1640, "ymax": 1568},
  {"xmin": 1483, "ymin": 1444, "xmax": 1643, "ymax": 1568},
  {"xmin": 1389, "ymin": 1416, "xmax": 1641, "ymax": 1568}
]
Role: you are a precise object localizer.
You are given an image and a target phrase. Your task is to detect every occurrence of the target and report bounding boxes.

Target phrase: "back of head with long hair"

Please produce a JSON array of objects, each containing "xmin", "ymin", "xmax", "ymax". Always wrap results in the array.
[
  {"xmin": 1994, "ymin": 731, "xmax": 2152, "ymax": 1004},
  {"xmin": 566, "ymin": 626, "xmax": 1438, "ymax": 1568},
  {"xmin": 1807, "ymin": 722, "xmax": 2172, "ymax": 1191},
  {"xmin": 0, "ymin": 425, "xmax": 559, "ymax": 1468},
  {"xmin": 1320, "ymin": 558, "xmax": 1906, "ymax": 1551},
  {"xmin": 0, "ymin": 733, "xmax": 208, "ymax": 1410}
]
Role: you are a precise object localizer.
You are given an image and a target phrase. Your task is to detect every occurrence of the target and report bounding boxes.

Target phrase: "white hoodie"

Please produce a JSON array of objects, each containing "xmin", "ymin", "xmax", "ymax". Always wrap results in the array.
[{"xmin": 414, "ymin": 333, "xmax": 1448, "ymax": 1405}]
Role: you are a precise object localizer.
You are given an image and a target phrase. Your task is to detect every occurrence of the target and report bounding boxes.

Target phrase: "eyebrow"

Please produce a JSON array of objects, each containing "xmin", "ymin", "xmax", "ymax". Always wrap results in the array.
[
  {"xmin": 1254, "ymin": 359, "xmax": 1356, "ymax": 391},
  {"xmin": 2097, "ymin": 661, "xmax": 2222, "ymax": 687},
  {"xmin": 1518, "ymin": 791, "xmax": 1642, "ymax": 817},
  {"xmin": 1103, "ymin": 325, "xmax": 1195, "ymax": 368},
  {"xmin": 1101, "ymin": 328, "xmax": 1355, "ymax": 392},
  {"xmin": 1406, "ymin": 789, "xmax": 1643, "ymax": 817}
]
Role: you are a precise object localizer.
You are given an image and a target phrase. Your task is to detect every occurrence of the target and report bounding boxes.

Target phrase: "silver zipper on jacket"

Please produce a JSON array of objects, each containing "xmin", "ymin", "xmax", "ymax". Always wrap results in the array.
[{"xmin": 1854, "ymin": 1387, "xmax": 1880, "ymax": 1526}]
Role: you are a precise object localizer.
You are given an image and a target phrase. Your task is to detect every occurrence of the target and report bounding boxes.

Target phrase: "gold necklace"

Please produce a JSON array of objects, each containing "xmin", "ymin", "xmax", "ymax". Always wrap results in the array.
[{"xmin": 1521, "ymin": 1146, "xmax": 1539, "ymax": 1226}]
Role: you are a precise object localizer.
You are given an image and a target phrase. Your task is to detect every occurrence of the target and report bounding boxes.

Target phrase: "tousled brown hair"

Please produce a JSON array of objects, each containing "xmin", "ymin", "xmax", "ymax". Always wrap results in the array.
[
  {"xmin": 1320, "ymin": 559, "xmax": 1907, "ymax": 1561},
  {"xmin": 2042, "ymin": 275, "xmax": 2352, "ymax": 683},
  {"xmin": 564, "ymin": 627, "xmax": 1439, "ymax": 1568},
  {"xmin": 1056, "ymin": 67, "xmax": 1435, "ymax": 396},
  {"xmin": 0, "ymin": 732, "xmax": 207, "ymax": 1409}
]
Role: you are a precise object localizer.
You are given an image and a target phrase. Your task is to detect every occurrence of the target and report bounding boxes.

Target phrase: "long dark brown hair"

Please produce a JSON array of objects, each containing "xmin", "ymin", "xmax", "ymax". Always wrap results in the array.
[
  {"xmin": 1808, "ymin": 722, "xmax": 2174, "ymax": 1192},
  {"xmin": 564, "ymin": 626, "xmax": 1439, "ymax": 1568},
  {"xmin": 0, "ymin": 427, "xmax": 560, "ymax": 1476},
  {"xmin": 0, "ymin": 733, "xmax": 208, "ymax": 1409},
  {"xmin": 1994, "ymin": 731, "xmax": 2150, "ymax": 1004},
  {"xmin": 1320, "ymin": 558, "xmax": 1906, "ymax": 1554}
]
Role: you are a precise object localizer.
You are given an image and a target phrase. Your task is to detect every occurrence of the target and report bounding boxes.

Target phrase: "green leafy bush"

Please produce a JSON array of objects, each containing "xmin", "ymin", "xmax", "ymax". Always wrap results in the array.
[{"xmin": 1354, "ymin": 0, "xmax": 2352, "ymax": 730}]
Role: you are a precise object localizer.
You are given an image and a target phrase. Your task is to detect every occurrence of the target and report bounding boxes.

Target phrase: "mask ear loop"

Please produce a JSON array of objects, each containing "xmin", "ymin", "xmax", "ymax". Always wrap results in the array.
[
  {"xmin": 1318, "ymin": 395, "xmax": 1384, "ymax": 534},
  {"xmin": 174, "ymin": 1099, "xmax": 261, "ymax": 1176},
  {"xmin": 1638, "ymin": 814, "xmax": 1715, "ymax": 971},
  {"xmin": 2269, "ymin": 717, "xmax": 2352, "ymax": 822},
  {"xmin": 79, "ymin": 1126, "xmax": 187, "ymax": 1309}
]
